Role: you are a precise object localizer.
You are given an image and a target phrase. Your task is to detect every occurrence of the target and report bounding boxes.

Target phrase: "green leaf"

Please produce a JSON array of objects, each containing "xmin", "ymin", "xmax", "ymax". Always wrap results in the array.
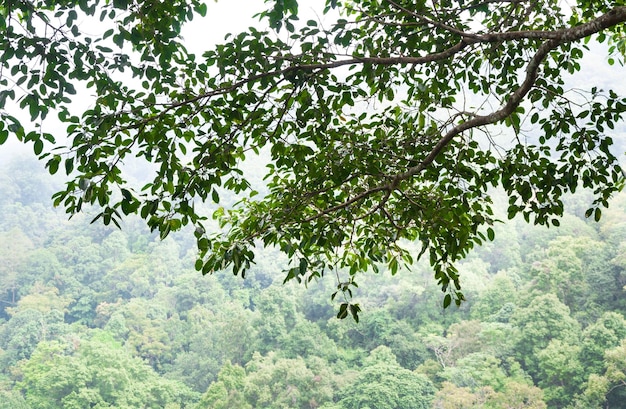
[
  {"xmin": 298, "ymin": 257, "xmax": 308, "ymax": 275},
  {"xmin": 337, "ymin": 303, "xmax": 349, "ymax": 320},
  {"xmin": 388, "ymin": 257, "xmax": 398, "ymax": 275},
  {"xmin": 64, "ymin": 158, "xmax": 74, "ymax": 174},
  {"xmin": 47, "ymin": 156, "xmax": 60, "ymax": 175},
  {"xmin": 349, "ymin": 303, "xmax": 361, "ymax": 323},
  {"xmin": 33, "ymin": 139, "xmax": 43, "ymax": 155},
  {"xmin": 197, "ymin": 3, "xmax": 207, "ymax": 16}
]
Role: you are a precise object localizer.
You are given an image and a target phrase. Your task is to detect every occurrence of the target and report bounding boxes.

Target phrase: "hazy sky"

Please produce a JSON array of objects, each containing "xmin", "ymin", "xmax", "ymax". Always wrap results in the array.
[{"xmin": 180, "ymin": 0, "xmax": 330, "ymax": 54}]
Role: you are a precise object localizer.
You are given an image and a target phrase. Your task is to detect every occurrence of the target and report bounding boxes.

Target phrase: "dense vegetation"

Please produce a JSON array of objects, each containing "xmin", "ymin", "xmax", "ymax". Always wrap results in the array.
[{"xmin": 2, "ymin": 156, "xmax": 626, "ymax": 408}]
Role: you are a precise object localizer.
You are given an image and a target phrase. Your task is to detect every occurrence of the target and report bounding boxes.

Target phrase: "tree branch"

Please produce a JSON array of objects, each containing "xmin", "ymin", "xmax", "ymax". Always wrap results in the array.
[
  {"xmin": 122, "ymin": 7, "xmax": 626, "ymax": 134},
  {"xmin": 398, "ymin": 6, "xmax": 626, "ymax": 180},
  {"xmin": 300, "ymin": 6, "xmax": 626, "ymax": 222}
]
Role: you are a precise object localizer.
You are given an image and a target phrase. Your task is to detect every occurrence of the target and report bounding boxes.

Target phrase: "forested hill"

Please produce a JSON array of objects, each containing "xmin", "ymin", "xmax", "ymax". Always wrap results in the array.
[{"xmin": 1, "ymin": 156, "xmax": 626, "ymax": 408}]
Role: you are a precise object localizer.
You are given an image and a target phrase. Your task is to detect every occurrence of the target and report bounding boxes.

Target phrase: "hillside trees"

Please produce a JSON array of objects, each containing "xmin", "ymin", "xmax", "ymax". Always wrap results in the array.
[
  {"xmin": 511, "ymin": 294, "xmax": 581, "ymax": 378},
  {"xmin": 334, "ymin": 346, "xmax": 435, "ymax": 409},
  {"xmin": 2, "ymin": 156, "xmax": 626, "ymax": 409},
  {"xmin": 1, "ymin": 0, "xmax": 626, "ymax": 313},
  {"xmin": 17, "ymin": 332, "xmax": 198, "ymax": 408}
]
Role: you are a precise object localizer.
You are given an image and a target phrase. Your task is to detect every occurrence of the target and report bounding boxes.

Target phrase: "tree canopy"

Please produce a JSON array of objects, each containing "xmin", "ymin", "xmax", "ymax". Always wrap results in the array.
[{"xmin": 1, "ymin": 0, "xmax": 626, "ymax": 318}]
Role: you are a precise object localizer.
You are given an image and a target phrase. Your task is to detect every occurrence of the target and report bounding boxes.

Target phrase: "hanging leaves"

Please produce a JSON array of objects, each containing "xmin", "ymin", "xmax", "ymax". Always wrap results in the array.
[{"xmin": 1, "ymin": 0, "xmax": 626, "ymax": 318}]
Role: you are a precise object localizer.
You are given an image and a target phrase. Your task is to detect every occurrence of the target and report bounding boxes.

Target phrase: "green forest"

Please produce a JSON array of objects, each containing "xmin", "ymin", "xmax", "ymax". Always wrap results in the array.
[{"xmin": 1, "ymin": 155, "xmax": 626, "ymax": 409}]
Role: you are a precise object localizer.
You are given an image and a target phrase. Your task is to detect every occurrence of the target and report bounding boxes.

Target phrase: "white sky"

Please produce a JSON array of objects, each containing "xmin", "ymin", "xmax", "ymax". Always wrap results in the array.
[
  {"xmin": 181, "ymin": 1, "xmax": 260, "ymax": 53},
  {"xmin": 180, "ymin": 0, "xmax": 330, "ymax": 54}
]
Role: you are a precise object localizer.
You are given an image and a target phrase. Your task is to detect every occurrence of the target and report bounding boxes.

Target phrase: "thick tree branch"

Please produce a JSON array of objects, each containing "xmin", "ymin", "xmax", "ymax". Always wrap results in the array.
[
  {"xmin": 301, "ymin": 185, "xmax": 390, "ymax": 223},
  {"xmin": 303, "ymin": 6, "xmax": 626, "ymax": 222},
  {"xmin": 395, "ymin": 6, "xmax": 626, "ymax": 181},
  {"xmin": 127, "ymin": 8, "xmax": 626, "ymax": 132},
  {"xmin": 102, "ymin": 6, "xmax": 626, "ymax": 229}
]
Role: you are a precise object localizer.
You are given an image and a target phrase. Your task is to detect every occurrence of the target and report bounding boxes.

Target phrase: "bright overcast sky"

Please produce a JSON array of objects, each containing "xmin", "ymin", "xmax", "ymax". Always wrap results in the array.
[{"xmin": 180, "ymin": 0, "xmax": 329, "ymax": 54}]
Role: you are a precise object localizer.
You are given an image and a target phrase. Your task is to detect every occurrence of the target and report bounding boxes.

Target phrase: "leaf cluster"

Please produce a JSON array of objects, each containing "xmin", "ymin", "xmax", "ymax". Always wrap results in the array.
[{"xmin": 1, "ymin": 0, "xmax": 626, "ymax": 316}]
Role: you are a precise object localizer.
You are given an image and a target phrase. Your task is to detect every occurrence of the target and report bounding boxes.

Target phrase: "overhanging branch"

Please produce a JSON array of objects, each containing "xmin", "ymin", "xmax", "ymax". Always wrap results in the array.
[
  {"xmin": 302, "ymin": 6, "xmax": 626, "ymax": 222},
  {"xmin": 401, "ymin": 6, "xmax": 626, "ymax": 181},
  {"xmin": 123, "ymin": 8, "xmax": 626, "ymax": 133}
]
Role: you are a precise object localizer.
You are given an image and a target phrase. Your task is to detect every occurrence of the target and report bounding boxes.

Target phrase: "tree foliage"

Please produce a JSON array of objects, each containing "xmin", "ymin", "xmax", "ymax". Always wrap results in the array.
[
  {"xmin": 336, "ymin": 346, "xmax": 435, "ymax": 409},
  {"xmin": 2, "ymin": 0, "xmax": 626, "ymax": 314},
  {"xmin": 17, "ymin": 332, "xmax": 198, "ymax": 408}
]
